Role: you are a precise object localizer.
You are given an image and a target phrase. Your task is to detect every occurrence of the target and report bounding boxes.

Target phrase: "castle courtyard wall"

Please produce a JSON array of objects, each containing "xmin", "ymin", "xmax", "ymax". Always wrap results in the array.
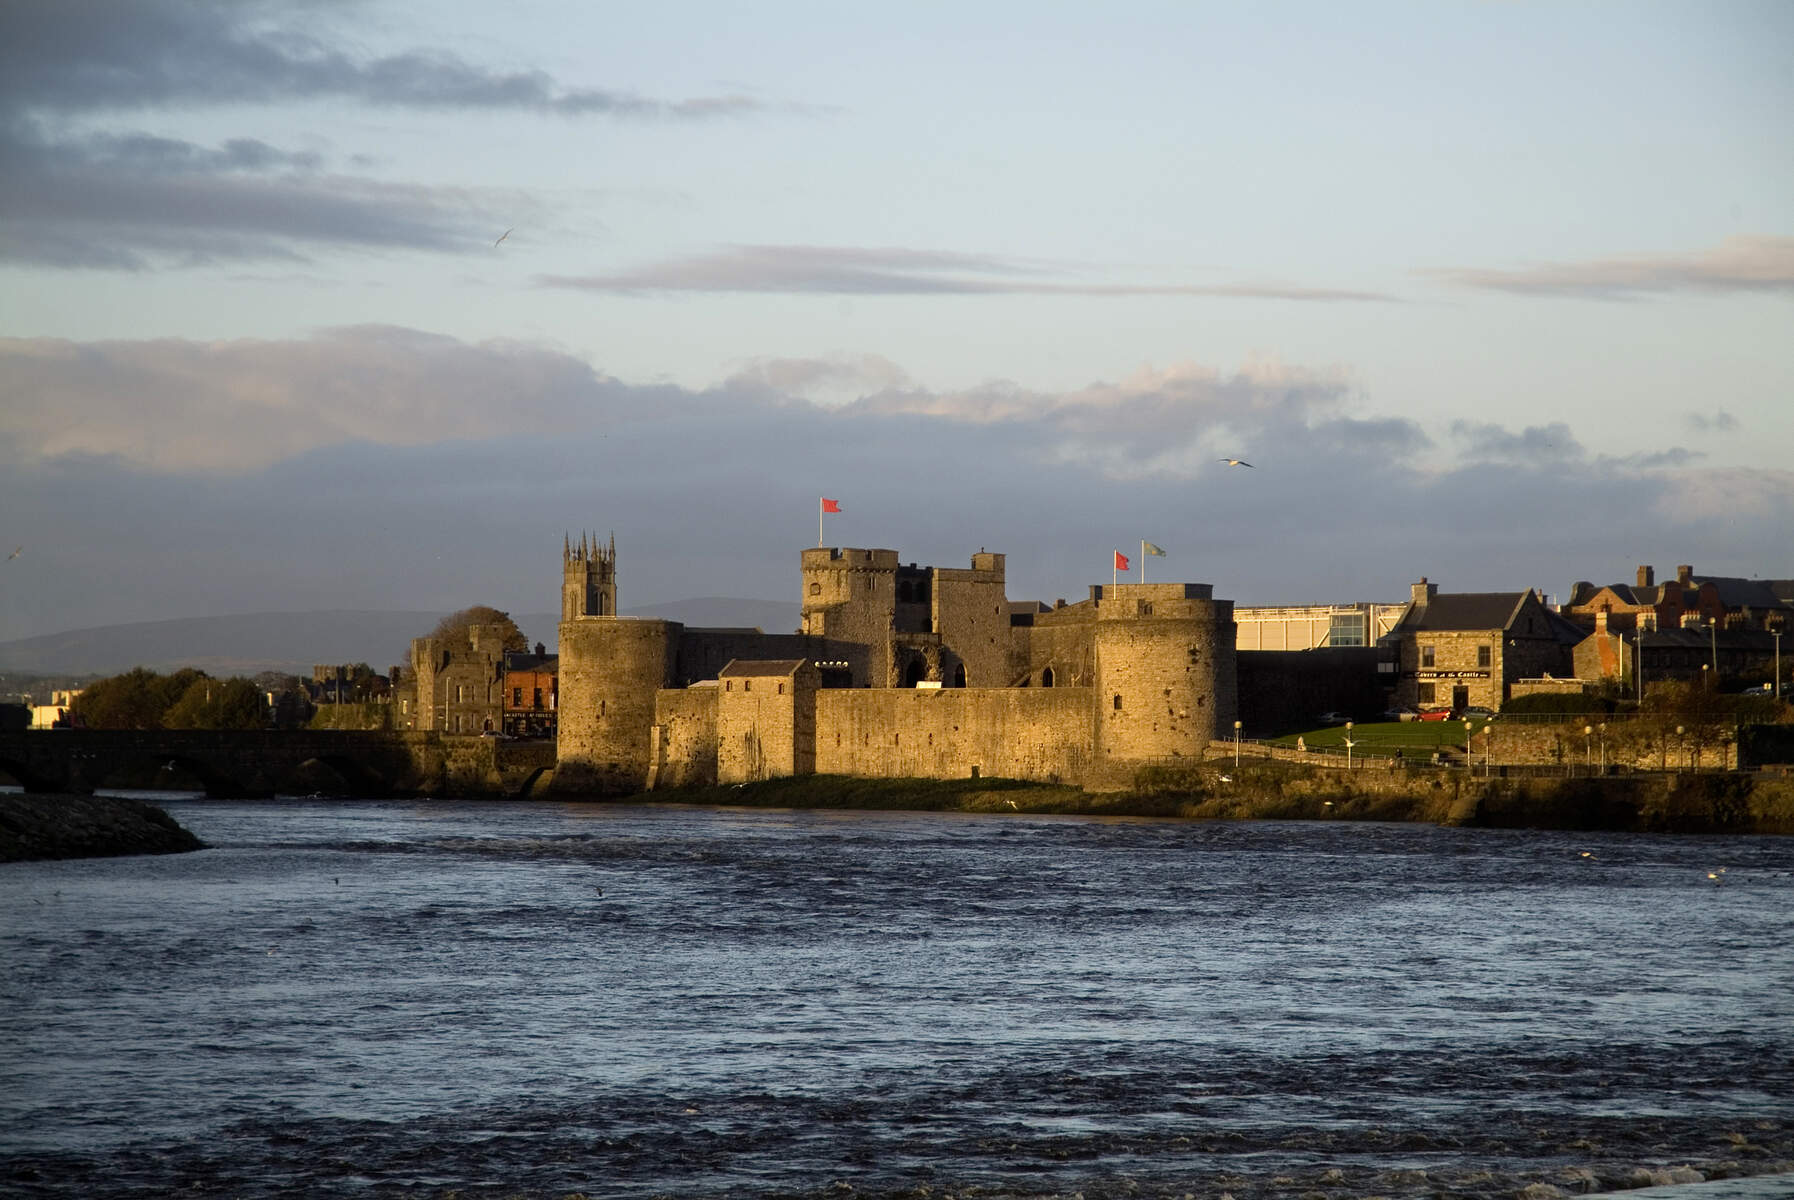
[
  {"xmin": 651, "ymin": 687, "xmax": 717, "ymax": 788},
  {"xmin": 814, "ymin": 688, "xmax": 1093, "ymax": 784}
]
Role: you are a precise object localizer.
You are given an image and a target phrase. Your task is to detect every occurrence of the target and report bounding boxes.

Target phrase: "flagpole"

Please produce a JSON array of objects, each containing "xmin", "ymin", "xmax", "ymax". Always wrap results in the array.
[
  {"xmin": 818, "ymin": 497, "xmax": 823, "ymax": 548},
  {"xmin": 1140, "ymin": 539, "xmax": 1146, "ymax": 584}
]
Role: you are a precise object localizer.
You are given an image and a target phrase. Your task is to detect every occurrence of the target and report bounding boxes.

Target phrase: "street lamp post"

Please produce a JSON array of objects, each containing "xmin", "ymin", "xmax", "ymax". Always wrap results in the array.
[
  {"xmin": 1775, "ymin": 629, "xmax": 1783, "ymax": 701},
  {"xmin": 1708, "ymin": 619, "xmax": 1719, "ymax": 681},
  {"xmin": 1702, "ymin": 662, "xmax": 1710, "ymax": 692},
  {"xmin": 1584, "ymin": 724, "xmax": 1593, "ymax": 775},
  {"xmin": 1676, "ymin": 725, "xmax": 1685, "ymax": 772},
  {"xmin": 1233, "ymin": 719, "xmax": 1242, "ymax": 769},
  {"xmin": 1598, "ymin": 722, "xmax": 1607, "ymax": 775},
  {"xmin": 1344, "ymin": 721, "xmax": 1354, "ymax": 771},
  {"xmin": 1463, "ymin": 719, "xmax": 1473, "ymax": 771},
  {"xmin": 1484, "ymin": 725, "xmax": 1494, "ymax": 777}
]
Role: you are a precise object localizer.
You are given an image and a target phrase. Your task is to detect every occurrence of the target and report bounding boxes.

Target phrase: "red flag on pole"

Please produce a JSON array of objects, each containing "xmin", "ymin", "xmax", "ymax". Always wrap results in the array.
[
  {"xmin": 821, "ymin": 498, "xmax": 841, "ymax": 513},
  {"xmin": 1114, "ymin": 550, "xmax": 1129, "ymax": 571}
]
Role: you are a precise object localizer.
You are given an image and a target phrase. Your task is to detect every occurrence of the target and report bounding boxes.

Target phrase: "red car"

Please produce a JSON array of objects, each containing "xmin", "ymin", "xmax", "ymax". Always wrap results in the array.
[{"xmin": 1417, "ymin": 708, "xmax": 1454, "ymax": 721}]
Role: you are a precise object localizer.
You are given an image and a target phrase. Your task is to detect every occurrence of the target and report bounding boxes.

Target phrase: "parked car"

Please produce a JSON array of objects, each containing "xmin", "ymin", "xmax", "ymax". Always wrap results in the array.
[
  {"xmin": 1316, "ymin": 711, "xmax": 1352, "ymax": 726},
  {"xmin": 1462, "ymin": 706, "xmax": 1497, "ymax": 720},
  {"xmin": 1417, "ymin": 708, "xmax": 1454, "ymax": 722},
  {"xmin": 1382, "ymin": 706, "xmax": 1420, "ymax": 722}
]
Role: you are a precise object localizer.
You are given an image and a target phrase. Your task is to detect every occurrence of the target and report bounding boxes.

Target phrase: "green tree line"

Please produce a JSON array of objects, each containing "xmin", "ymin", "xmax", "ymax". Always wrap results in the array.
[{"xmin": 71, "ymin": 668, "xmax": 270, "ymax": 730}]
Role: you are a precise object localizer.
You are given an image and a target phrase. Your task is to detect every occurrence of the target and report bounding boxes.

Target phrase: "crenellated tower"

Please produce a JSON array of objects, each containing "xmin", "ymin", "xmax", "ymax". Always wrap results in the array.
[{"xmin": 562, "ymin": 532, "xmax": 618, "ymax": 620}]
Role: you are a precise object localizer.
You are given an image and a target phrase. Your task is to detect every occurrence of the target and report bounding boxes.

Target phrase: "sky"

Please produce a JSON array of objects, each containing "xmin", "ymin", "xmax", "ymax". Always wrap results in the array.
[{"xmin": 1, "ymin": 0, "xmax": 1790, "ymax": 644}]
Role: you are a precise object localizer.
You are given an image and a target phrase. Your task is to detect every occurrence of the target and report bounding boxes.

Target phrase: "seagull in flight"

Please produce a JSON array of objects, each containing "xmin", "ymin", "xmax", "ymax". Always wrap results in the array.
[
  {"xmin": 6, "ymin": 547, "xmax": 19, "ymax": 560},
  {"xmin": 1218, "ymin": 458, "xmax": 1254, "ymax": 468},
  {"xmin": 494, "ymin": 228, "xmax": 513, "ymax": 247}
]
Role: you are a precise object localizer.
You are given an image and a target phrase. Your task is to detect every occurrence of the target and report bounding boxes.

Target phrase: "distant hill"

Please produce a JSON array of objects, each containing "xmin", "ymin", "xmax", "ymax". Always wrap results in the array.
[{"xmin": 0, "ymin": 598, "xmax": 801, "ymax": 677}]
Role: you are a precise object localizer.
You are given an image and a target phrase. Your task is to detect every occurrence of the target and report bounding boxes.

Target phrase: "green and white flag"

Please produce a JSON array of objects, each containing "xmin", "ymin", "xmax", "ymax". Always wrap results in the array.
[{"xmin": 1142, "ymin": 542, "xmax": 1166, "ymax": 557}]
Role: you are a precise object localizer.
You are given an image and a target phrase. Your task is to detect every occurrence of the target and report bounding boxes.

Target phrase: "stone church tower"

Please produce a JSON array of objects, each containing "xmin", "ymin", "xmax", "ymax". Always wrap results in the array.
[{"xmin": 562, "ymin": 532, "xmax": 617, "ymax": 620}]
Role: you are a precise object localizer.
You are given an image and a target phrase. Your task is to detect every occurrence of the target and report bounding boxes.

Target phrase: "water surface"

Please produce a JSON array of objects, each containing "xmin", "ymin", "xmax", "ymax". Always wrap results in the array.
[{"xmin": 3, "ymin": 797, "xmax": 1791, "ymax": 1198}]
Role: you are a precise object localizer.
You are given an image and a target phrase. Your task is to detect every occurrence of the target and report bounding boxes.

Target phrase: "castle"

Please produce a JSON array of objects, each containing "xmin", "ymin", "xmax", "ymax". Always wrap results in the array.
[{"xmin": 552, "ymin": 536, "xmax": 1238, "ymax": 793}]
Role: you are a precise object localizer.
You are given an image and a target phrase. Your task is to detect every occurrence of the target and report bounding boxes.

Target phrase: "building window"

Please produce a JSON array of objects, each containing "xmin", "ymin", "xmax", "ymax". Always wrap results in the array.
[
  {"xmin": 809, "ymin": 582, "xmax": 821, "ymax": 596},
  {"xmin": 1113, "ymin": 694, "xmax": 1123, "ymax": 710},
  {"xmin": 1042, "ymin": 667, "xmax": 1055, "ymax": 688},
  {"xmin": 777, "ymin": 682, "xmax": 785, "ymax": 695},
  {"xmin": 1478, "ymin": 645, "xmax": 1492, "ymax": 669},
  {"xmin": 513, "ymin": 687, "xmax": 523, "ymax": 706},
  {"xmin": 533, "ymin": 688, "xmax": 543, "ymax": 709},
  {"xmin": 1418, "ymin": 683, "xmax": 1435, "ymax": 704},
  {"xmin": 1420, "ymin": 645, "xmax": 1435, "ymax": 667},
  {"xmin": 744, "ymin": 680, "xmax": 751, "ymax": 692},
  {"xmin": 1328, "ymin": 611, "xmax": 1368, "ymax": 647}
]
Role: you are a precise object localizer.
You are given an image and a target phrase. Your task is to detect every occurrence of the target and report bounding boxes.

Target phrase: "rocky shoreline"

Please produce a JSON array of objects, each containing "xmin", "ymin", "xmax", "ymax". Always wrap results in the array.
[
  {"xmin": 630, "ymin": 767, "xmax": 1794, "ymax": 835},
  {"xmin": 0, "ymin": 793, "xmax": 207, "ymax": 863}
]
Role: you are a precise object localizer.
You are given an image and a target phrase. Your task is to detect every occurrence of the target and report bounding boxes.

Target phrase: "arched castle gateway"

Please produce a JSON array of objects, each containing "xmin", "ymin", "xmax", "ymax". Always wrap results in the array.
[{"xmin": 553, "ymin": 538, "xmax": 1237, "ymax": 793}]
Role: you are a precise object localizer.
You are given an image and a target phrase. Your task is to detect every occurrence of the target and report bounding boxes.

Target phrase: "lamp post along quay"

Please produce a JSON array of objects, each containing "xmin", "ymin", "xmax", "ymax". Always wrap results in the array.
[
  {"xmin": 1233, "ymin": 720, "xmax": 1242, "ymax": 769},
  {"xmin": 1344, "ymin": 721, "xmax": 1354, "ymax": 771}
]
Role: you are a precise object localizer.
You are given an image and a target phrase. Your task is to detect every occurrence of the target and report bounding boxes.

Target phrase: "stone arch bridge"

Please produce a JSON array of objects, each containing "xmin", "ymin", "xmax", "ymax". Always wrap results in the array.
[{"xmin": 0, "ymin": 730, "xmax": 556, "ymax": 800}]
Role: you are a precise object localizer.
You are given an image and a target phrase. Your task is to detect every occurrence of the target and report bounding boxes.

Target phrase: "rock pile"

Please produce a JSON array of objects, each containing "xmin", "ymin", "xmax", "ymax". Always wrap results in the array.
[{"xmin": 0, "ymin": 793, "xmax": 206, "ymax": 862}]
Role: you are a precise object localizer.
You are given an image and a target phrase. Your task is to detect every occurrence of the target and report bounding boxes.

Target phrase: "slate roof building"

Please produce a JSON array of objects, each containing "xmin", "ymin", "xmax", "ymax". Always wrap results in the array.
[
  {"xmin": 1563, "ymin": 564, "xmax": 1794, "ymax": 634},
  {"xmin": 1378, "ymin": 579, "xmax": 1586, "ymax": 712}
]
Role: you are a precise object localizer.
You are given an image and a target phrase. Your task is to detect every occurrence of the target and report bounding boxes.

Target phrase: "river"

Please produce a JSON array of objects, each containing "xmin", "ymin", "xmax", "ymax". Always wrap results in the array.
[{"xmin": 2, "ymin": 796, "xmax": 1791, "ymax": 1199}]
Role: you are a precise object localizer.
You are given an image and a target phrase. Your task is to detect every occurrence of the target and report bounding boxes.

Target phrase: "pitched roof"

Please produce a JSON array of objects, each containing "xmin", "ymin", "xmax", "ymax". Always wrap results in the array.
[
  {"xmin": 717, "ymin": 659, "xmax": 809, "ymax": 678},
  {"xmin": 1402, "ymin": 592, "xmax": 1528, "ymax": 632}
]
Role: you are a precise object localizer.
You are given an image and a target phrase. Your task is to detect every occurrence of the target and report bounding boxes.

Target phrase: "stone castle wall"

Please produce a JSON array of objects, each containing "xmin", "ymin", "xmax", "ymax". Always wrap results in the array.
[
  {"xmin": 651, "ymin": 686, "xmax": 718, "ymax": 789},
  {"xmin": 814, "ymin": 688, "xmax": 1093, "ymax": 783},
  {"xmin": 932, "ymin": 554, "xmax": 1010, "ymax": 687}
]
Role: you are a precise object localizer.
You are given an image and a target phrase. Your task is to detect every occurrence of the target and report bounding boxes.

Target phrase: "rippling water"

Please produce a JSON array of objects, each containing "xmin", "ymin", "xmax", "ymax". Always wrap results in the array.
[{"xmin": 3, "ymin": 797, "xmax": 1792, "ymax": 1199}]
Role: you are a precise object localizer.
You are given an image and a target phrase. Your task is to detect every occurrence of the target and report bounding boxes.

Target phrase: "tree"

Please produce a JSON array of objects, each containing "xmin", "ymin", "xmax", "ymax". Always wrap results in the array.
[
  {"xmin": 164, "ymin": 676, "xmax": 268, "ymax": 730},
  {"xmin": 429, "ymin": 606, "xmax": 527, "ymax": 652},
  {"xmin": 70, "ymin": 667, "xmax": 164, "ymax": 729}
]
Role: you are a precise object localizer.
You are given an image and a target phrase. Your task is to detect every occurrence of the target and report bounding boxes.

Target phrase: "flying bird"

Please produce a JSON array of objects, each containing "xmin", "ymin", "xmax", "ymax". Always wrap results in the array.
[
  {"xmin": 1218, "ymin": 458, "xmax": 1254, "ymax": 468},
  {"xmin": 6, "ymin": 547, "xmax": 19, "ymax": 560},
  {"xmin": 495, "ymin": 228, "xmax": 513, "ymax": 246}
]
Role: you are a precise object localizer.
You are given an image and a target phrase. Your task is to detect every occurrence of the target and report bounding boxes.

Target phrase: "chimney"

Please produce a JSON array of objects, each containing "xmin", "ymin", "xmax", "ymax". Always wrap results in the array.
[
  {"xmin": 1676, "ymin": 564, "xmax": 1693, "ymax": 585},
  {"xmin": 1411, "ymin": 577, "xmax": 1438, "ymax": 607},
  {"xmin": 1637, "ymin": 565, "xmax": 1654, "ymax": 589}
]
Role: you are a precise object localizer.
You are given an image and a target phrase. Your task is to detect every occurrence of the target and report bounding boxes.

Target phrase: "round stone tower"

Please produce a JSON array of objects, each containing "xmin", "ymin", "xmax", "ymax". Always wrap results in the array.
[
  {"xmin": 1092, "ymin": 584, "xmax": 1237, "ymax": 761},
  {"xmin": 554, "ymin": 617, "xmax": 679, "ymax": 794}
]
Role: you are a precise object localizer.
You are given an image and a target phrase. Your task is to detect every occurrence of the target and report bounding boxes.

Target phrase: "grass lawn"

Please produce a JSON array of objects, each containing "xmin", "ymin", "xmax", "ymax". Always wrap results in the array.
[{"xmin": 1269, "ymin": 720, "xmax": 1494, "ymax": 757}]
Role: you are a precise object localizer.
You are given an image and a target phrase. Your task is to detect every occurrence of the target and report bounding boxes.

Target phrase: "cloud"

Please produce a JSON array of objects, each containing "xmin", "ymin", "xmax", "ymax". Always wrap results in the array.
[
  {"xmin": 1449, "ymin": 420, "xmax": 1584, "ymax": 465},
  {"xmin": 0, "ymin": 0, "xmax": 769, "ymax": 268},
  {"xmin": 0, "ymin": 327, "xmax": 619, "ymax": 471},
  {"xmin": 0, "ymin": 0, "xmax": 765, "ymax": 118},
  {"xmin": 0, "ymin": 121, "xmax": 499, "ymax": 268},
  {"xmin": 1657, "ymin": 466, "xmax": 1794, "ymax": 523},
  {"xmin": 1423, "ymin": 235, "xmax": 1794, "ymax": 299},
  {"xmin": 542, "ymin": 244, "xmax": 1395, "ymax": 301},
  {"xmin": 3, "ymin": 329, "xmax": 1786, "ymax": 642},
  {"xmin": 1685, "ymin": 409, "xmax": 1740, "ymax": 434}
]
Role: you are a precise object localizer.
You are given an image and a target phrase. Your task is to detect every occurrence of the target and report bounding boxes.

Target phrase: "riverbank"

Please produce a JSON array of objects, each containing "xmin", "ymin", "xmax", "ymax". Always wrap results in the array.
[
  {"xmin": 0, "ymin": 793, "xmax": 207, "ymax": 862},
  {"xmin": 634, "ymin": 766, "xmax": 1794, "ymax": 834}
]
